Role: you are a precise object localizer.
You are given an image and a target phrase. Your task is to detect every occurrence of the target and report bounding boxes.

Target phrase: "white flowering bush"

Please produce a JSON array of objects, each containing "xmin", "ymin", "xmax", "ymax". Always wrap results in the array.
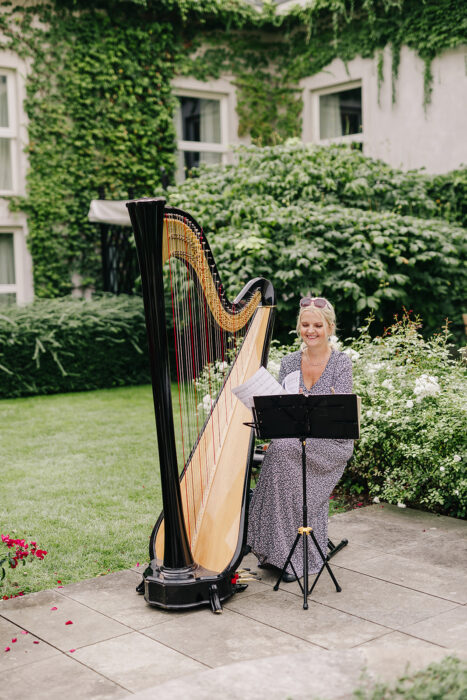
[
  {"xmin": 194, "ymin": 359, "xmax": 231, "ymax": 415},
  {"xmin": 269, "ymin": 312, "xmax": 466, "ymax": 517},
  {"xmin": 347, "ymin": 313, "xmax": 466, "ymax": 517}
]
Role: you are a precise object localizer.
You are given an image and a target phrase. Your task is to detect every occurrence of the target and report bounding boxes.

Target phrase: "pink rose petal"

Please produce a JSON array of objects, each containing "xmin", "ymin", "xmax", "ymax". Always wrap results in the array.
[
  {"xmin": 57, "ymin": 586, "xmax": 64, "ymax": 589},
  {"xmin": 4, "ymin": 647, "xmax": 10, "ymax": 652},
  {"xmin": 50, "ymin": 606, "xmax": 58, "ymax": 611},
  {"xmin": 21, "ymin": 630, "xmax": 28, "ymax": 635},
  {"xmin": 69, "ymin": 649, "xmax": 76, "ymax": 653},
  {"xmin": 11, "ymin": 638, "xmax": 17, "ymax": 643},
  {"xmin": 65, "ymin": 620, "xmax": 73, "ymax": 625}
]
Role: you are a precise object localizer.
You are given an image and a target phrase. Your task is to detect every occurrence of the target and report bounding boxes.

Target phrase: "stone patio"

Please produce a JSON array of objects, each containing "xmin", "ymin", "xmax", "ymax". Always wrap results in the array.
[{"xmin": 1, "ymin": 504, "xmax": 466, "ymax": 699}]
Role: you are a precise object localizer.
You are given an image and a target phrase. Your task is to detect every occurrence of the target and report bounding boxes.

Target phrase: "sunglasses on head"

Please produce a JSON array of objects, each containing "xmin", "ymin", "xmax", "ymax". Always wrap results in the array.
[{"xmin": 300, "ymin": 297, "xmax": 329, "ymax": 309}]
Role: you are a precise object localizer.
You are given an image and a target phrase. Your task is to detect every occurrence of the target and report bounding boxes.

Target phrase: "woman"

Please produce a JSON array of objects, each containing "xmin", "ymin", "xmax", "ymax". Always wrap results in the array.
[{"xmin": 247, "ymin": 297, "xmax": 354, "ymax": 582}]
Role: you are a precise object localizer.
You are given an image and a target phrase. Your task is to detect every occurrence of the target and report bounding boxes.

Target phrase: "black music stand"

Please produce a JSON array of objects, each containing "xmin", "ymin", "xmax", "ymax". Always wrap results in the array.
[{"xmin": 251, "ymin": 393, "xmax": 359, "ymax": 610}]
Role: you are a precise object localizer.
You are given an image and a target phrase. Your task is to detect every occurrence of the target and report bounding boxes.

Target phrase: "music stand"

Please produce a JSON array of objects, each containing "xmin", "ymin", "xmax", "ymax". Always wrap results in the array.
[{"xmin": 251, "ymin": 393, "xmax": 359, "ymax": 610}]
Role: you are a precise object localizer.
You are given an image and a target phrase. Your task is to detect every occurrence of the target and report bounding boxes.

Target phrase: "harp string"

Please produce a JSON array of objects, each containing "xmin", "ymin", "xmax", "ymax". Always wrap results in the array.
[{"xmin": 164, "ymin": 212, "xmax": 260, "ymax": 548}]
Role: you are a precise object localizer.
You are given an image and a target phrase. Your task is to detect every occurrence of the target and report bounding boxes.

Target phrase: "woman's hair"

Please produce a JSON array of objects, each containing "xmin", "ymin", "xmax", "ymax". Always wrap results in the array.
[{"xmin": 296, "ymin": 299, "xmax": 336, "ymax": 346}]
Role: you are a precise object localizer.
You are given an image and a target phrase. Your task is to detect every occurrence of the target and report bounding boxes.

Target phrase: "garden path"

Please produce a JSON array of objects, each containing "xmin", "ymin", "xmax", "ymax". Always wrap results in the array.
[{"xmin": 1, "ymin": 504, "xmax": 466, "ymax": 699}]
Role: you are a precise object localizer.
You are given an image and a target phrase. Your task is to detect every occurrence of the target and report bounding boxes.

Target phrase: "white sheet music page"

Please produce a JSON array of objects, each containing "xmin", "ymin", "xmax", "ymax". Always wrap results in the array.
[{"xmin": 231, "ymin": 366, "xmax": 287, "ymax": 410}]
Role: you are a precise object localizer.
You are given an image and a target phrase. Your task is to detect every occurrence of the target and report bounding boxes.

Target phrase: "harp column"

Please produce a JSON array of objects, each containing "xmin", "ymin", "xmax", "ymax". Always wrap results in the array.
[{"xmin": 127, "ymin": 197, "xmax": 194, "ymax": 571}]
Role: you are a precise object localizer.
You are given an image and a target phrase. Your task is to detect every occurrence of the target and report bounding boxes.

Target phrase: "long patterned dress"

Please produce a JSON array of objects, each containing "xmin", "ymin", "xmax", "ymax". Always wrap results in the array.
[{"xmin": 247, "ymin": 349, "xmax": 354, "ymax": 575}]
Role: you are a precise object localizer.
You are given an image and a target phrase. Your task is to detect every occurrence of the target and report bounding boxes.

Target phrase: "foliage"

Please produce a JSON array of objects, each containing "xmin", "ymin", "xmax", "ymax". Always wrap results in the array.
[
  {"xmin": 354, "ymin": 656, "xmax": 467, "ymax": 700},
  {"xmin": 347, "ymin": 312, "xmax": 466, "ymax": 518},
  {"xmin": 0, "ymin": 295, "xmax": 149, "ymax": 398},
  {"xmin": 169, "ymin": 142, "xmax": 467, "ymax": 343}
]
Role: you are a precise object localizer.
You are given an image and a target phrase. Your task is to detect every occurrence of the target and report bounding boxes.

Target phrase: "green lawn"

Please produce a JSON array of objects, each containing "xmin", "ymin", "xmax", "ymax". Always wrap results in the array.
[{"xmin": 1, "ymin": 384, "xmax": 348, "ymax": 597}]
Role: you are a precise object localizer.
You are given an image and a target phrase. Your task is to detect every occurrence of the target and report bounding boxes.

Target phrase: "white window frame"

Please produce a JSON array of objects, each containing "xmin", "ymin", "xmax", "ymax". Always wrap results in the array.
[
  {"xmin": 0, "ymin": 229, "xmax": 20, "ymax": 303},
  {"xmin": 0, "ymin": 69, "xmax": 18, "ymax": 195},
  {"xmin": 173, "ymin": 87, "xmax": 230, "ymax": 179},
  {"xmin": 308, "ymin": 80, "xmax": 364, "ymax": 147}
]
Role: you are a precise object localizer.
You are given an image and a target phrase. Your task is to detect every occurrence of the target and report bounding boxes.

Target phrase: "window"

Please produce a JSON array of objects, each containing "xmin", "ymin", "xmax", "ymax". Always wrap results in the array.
[
  {"xmin": 0, "ymin": 233, "xmax": 16, "ymax": 305},
  {"xmin": 317, "ymin": 85, "xmax": 363, "ymax": 143},
  {"xmin": 0, "ymin": 72, "xmax": 15, "ymax": 192},
  {"xmin": 174, "ymin": 94, "xmax": 227, "ymax": 181}
]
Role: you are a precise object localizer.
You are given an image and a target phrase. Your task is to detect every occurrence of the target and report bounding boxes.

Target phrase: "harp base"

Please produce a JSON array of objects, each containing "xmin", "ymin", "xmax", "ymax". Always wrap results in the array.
[{"xmin": 142, "ymin": 559, "xmax": 235, "ymax": 612}]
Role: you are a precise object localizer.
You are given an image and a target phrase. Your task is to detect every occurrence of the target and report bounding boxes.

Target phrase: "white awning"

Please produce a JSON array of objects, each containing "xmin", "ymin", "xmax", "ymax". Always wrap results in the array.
[{"xmin": 88, "ymin": 200, "xmax": 131, "ymax": 226}]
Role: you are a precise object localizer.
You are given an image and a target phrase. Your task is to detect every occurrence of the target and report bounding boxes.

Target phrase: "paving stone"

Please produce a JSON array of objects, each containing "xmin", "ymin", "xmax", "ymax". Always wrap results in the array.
[
  {"xmin": 338, "ymin": 552, "xmax": 467, "ymax": 603},
  {"xmin": 60, "ymin": 570, "xmax": 174, "ymax": 629},
  {"xmin": 131, "ymin": 648, "xmax": 368, "ymax": 700},
  {"xmin": 73, "ymin": 630, "xmax": 205, "ymax": 692},
  {"xmin": 0, "ymin": 616, "xmax": 59, "ymax": 672},
  {"xmin": 1, "ymin": 589, "xmax": 131, "ymax": 651},
  {"xmin": 293, "ymin": 568, "xmax": 458, "ymax": 629},
  {"xmin": 0, "ymin": 653, "xmax": 129, "ymax": 700},
  {"xmin": 225, "ymin": 586, "xmax": 390, "ymax": 649},
  {"xmin": 142, "ymin": 605, "xmax": 320, "ymax": 667},
  {"xmin": 401, "ymin": 605, "xmax": 467, "ymax": 651}
]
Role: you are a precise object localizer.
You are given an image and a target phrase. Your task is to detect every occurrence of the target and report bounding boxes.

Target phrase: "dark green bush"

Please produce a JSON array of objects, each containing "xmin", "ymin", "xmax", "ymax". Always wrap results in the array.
[
  {"xmin": 168, "ymin": 143, "xmax": 467, "ymax": 343},
  {"xmin": 0, "ymin": 296, "xmax": 150, "ymax": 398}
]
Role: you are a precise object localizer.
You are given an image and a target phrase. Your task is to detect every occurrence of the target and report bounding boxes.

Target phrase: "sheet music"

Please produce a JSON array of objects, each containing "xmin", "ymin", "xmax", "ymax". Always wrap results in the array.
[{"xmin": 232, "ymin": 366, "xmax": 287, "ymax": 409}]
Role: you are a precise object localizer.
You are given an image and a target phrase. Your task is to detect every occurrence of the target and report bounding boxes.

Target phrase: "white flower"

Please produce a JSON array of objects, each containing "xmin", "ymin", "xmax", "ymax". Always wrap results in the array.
[
  {"xmin": 367, "ymin": 362, "xmax": 385, "ymax": 374},
  {"xmin": 329, "ymin": 335, "xmax": 342, "ymax": 351},
  {"xmin": 453, "ymin": 455, "xmax": 461, "ymax": 463},
  {"xmin": 440, "ymin": 466, "xmax": 445, "ymax": 472},
  {"xmin": 406, "ymin": 400, "xmax": 414, "ymax": 408},
  {"xmin": 366, "ymin": 409, "xmax": 373, "ymax": 418},
  {"xmin": 381, "ymin": 379, "xmax": 394, "ymax": 390},
  {"xmin": 342, "ymin": 347, "xmax": 360, "ymax": 361},
  {"xmin": 372, "ymin": 496, "xmax": 380, "ymax": 503},
  {"xmin": 413, "ymin": 374, "xmax": 441, "ymax": 401},
  {"xmin": 198, "ymin": 394, "xmax": 213, "ymax": 414},
  {"xmin": 397, "ymin": 502, "xmax": 407, "ymax": 508},
  {"xmin": 385, "ymin": 410, "xmax": 392, "ymax": 418},
  {"xmin": 454, "ymin": 489, "xmax": 460, "ymax": 496},
  {"xmin": 267, "ymin": 359, "xmax": 280, "ymax": 378}
]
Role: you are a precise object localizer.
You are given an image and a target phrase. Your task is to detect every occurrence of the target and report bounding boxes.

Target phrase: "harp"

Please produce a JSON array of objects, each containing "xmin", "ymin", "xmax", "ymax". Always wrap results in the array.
[{"xmin": 127, "ymin": 198, "xmax": 275, "ymax": 613}]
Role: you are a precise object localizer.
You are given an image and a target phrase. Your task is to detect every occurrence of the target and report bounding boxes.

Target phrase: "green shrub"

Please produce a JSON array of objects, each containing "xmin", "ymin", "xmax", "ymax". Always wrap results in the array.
[
  {"xmin": 347, "ymin": 313, "xmax": 466, "ymax": 518},
  {"xmin": 355, "ymin": 656, "xmax": 467, "ymax": 700},
  {"xmin": 168, "ymin": 142, "xmax": 467, "ymax": 344},
  {"xmin": 0, "ymin": 296, "xmax": 150, "ymax": 398}
]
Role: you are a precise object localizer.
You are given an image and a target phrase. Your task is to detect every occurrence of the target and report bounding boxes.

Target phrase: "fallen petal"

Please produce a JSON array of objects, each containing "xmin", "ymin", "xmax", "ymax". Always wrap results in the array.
[
  {"xmin": 50, "ymin": 607, "xmax": 58, "ymax": 611},
  {"xmin": 65, "ymin": 620, "xmax": 73, "ymax": 625},
  {"xmin": 33, "ymin": 641, "xmax": 39, "ymax": 645},
  {"xmin": 4, "ymin": 647, "xmax": 10, "ymax": 652},
  {"xmin": 21, "ymin": 631, "xmax": 28, "ymax": 635},
  {"xmin": 11, "ymin": 638, "xmax": 17, "ymax": 643},
  {"xmin": 69, "ymin": 649, "xmax": 76, "ymax": 653}
]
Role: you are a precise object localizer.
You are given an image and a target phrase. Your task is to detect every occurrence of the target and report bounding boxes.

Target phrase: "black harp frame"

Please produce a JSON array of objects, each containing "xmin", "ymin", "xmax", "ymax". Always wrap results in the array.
[{"xmin": 126, "ymin": 197, "xmax": 275, "ymax": 613}]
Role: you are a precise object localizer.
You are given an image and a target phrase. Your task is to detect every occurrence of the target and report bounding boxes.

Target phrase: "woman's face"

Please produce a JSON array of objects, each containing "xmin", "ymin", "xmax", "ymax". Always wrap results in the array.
[{"xmin": 299, "ymin": 309, "xmax": 330, "ymax": 353}]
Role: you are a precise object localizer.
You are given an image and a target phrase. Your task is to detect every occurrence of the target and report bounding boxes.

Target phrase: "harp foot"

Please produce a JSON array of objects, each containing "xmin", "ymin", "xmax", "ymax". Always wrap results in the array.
[
  {"xmin": 136, "ymin": 579, "xmax": 145, "ymax": 594},
  {"xmin": 209, "ymin": 584, "xmax": 223, "ymax": 614}
]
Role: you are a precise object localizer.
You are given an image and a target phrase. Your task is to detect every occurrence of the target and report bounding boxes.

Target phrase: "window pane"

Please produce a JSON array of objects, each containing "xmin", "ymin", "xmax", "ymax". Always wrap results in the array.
[
  {"xmin": 0, "ymin": 293, "xmax": 16, "ymax": 306},
  {"xmin": 320, "ymin": 87, "xmax": 362, "ymax": 139},
  {"xmin": 0, "ymin": 75, "xmax": 8, "ymax": 128},
  {"xmin": 176, "ymin": 97, "xmax": 221, "ymax": 143},
  {"xmin": 0, "ymin": 233, "xmax": 15, "ymax": 284},
  {"xmin": 0, "ymin": 138, "xmax": 12, "ymax": 190}
]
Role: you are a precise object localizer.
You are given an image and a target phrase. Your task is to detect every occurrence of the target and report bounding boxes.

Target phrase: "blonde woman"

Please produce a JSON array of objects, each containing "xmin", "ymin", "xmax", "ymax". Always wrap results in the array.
[{"xmin": 247, "ymin": 297, "xmax": 354, "ymax": 582}]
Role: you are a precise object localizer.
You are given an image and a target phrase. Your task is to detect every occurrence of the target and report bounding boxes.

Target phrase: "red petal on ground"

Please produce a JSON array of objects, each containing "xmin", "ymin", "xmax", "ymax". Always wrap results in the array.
[
  {"xmin": 33, "ymin": 641, "xmax": 39, "ymax": 644},
  {"xmin": 69, "ymin": 649, "xmax": 76, "ymax": 653},
  {"xmin": 4, "ymin": 647, "xmax": 10, "ymax": 652},
  {"xmin": 65, "ymin": 620, "xmax": 73, "ymax": 625},
  {"xmin": 50, "ymin": 607, "xmax": 58, "ymax": 611},
  {"xmin": 11, "ymin": 638, "xmax": 17, "ymax": 643},
  {"xmin": 21, "ymin": 631, "xmax": 28, "ymax": 635}
]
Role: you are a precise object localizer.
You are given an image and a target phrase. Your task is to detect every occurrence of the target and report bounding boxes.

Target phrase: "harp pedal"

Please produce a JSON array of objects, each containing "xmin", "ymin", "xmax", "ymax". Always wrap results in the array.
[{"xmin": 209, "ymin": 584, "xmax": 223, "ymax": 614}]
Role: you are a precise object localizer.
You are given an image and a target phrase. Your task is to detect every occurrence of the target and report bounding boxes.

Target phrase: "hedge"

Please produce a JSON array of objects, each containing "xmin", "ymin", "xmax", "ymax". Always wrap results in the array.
[{"xmin": 0, "ymin": 296, "xmax": 150, "ymax": 399}]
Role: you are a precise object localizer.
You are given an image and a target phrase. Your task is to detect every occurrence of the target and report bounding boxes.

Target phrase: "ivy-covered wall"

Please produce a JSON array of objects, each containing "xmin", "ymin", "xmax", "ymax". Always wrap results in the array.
[{"xmin": 0, "ymin": 0, "xmax": 466, "ymax": 297}]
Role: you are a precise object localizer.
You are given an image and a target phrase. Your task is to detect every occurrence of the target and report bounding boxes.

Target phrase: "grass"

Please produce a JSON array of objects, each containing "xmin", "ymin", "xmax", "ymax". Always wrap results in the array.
[{"xmin": 1, "ymin": 384, "xmax": 356, "ymax": 597}]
